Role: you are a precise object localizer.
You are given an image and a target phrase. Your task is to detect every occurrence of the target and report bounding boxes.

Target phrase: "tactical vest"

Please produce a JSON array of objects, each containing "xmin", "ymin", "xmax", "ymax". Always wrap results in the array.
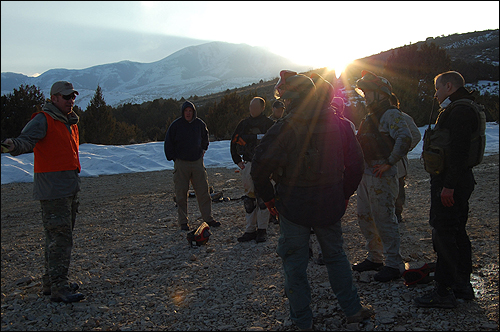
[
  {"xmin": 276, "ymin": 115, "xmax": 344, "ymax": 187},
  {"xmin": 422, "ymin": 99, "xmax": 486, "ymax": 175},
  {"xmin": 356, "ymin": 109, "xmax": 395, "ymax": 162}
]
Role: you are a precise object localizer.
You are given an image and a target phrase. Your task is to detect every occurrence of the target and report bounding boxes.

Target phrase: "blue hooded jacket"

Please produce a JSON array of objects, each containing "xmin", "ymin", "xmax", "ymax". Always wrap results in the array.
[{"xmin": 164, "ymin": 100, "xmax": 209, "ymax": 161}]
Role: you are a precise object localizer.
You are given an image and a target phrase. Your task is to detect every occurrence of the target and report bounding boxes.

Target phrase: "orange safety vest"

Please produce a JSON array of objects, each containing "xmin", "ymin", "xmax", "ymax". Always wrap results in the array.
[{"xmin": 32, "ymin": 111, "xmax": 81, "ymax": 173}]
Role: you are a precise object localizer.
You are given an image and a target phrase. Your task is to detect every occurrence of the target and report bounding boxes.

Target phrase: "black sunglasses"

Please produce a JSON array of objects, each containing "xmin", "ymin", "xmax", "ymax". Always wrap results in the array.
[{"xmin": 61, "ymin": 94, "xmax": 76, "ymax": 100}]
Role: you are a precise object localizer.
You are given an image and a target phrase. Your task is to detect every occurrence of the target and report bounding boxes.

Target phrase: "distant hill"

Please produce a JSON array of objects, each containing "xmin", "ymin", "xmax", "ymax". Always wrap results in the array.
[{"xmin": 1, "ymin": 42, "xmax": 310, "ymax": 108}]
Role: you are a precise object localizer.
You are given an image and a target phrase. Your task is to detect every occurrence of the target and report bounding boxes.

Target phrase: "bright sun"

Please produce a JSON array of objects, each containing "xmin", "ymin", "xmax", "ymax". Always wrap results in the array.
[{"xmin": 326, "ymin": 56, "xmax": 354, "ymax": 79}]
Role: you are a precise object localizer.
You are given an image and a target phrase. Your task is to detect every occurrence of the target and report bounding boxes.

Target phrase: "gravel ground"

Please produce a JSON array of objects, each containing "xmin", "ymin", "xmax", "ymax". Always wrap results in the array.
[{"xmin": 1, "ymin": 154, "xmax": 498, "ymax": 331}]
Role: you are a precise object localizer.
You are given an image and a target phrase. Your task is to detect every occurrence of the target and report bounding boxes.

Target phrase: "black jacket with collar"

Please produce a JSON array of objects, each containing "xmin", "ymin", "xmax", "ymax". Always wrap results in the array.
[{"xmin": 434, "ymin": 87, "xmax": 479, "ymax": 188}]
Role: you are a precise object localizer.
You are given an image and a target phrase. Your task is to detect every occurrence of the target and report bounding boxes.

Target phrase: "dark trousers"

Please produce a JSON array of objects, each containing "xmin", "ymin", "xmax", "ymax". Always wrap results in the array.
[{"xmin": 429, "ymin": 170, "xmax": 475, "ymax": 288}]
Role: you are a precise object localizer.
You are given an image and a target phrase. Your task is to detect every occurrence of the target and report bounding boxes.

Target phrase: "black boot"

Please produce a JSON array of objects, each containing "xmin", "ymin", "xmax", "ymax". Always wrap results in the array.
[
  {"xmin": 237, "ymin": 231, "xmax": 257, "ymax": 242},
  {"xmin": 255, "ymin": 229, "xmax": 267, "ymax": 243},
  {"xmin": 50, "ymin": 285, "xmax": 85, "ymax": 303},
  {"xmin": 43, "ymin": 282, "xmax": 79, "ymax": 296}
]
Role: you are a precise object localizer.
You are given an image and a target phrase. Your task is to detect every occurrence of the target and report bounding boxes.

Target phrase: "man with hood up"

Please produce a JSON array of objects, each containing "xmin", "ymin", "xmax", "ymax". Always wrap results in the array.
[
  {"xmin": 164, "ymin": 100, "xmax": 220, "ymax": 231},
  {"xmin": 2, "ymin": 81, "xmax": 85, "ymax": 303}
]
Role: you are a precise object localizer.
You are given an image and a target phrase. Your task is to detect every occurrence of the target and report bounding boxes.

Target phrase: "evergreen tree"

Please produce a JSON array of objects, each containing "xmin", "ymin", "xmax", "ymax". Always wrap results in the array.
[
  {"xmin": 382, "ymin": 42, "xmax": 451, "ymax": 126},
  {"xmin": 82, "ymin": 85, "xmax": 116, "ymax": 144},
  {"xmin": 1, "ymin": 84, "xmax": 45, "ymax": 141},
  {"xmin": 206, "ymin": 91, "xmax": 256, "ymax": 140}
]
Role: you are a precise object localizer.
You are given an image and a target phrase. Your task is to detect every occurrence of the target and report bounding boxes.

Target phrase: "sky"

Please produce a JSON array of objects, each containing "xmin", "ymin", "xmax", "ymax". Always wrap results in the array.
[
  {"xmin": 1, "ymin": 1, "xmax": 499, "ymax": 78},
  {"xmin": 1, "ymin": 123, "xmax": 498, "ymax": 185}
]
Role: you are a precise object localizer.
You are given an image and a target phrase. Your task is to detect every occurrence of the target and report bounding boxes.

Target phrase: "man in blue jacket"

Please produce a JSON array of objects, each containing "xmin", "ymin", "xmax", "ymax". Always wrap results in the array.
[{"xmin": 164, "ymin": 100, "xmax": 220, "ymax": 231}]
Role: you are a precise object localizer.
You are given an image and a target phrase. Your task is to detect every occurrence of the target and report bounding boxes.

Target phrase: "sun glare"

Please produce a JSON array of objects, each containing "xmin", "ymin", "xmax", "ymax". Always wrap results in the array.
[{"xmin": 326, "ymin": 58, "xmax": 354, "ymax": 79}]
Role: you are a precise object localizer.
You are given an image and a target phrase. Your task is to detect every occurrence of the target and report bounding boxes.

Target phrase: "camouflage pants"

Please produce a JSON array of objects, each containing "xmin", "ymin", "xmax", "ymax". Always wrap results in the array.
[
  {"xmin": 41, "ymin": 194, "xmax": 79, "ymax": 291},
  {"xmin": 356, "ymin": 173, "xmax": 403, "ymax": 270}
]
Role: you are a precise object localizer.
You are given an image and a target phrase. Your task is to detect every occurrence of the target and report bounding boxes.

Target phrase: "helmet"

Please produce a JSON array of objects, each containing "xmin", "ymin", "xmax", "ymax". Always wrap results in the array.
[
  {"xmin": 274, "ymin": 70, "xmax": 316, "ymax": 100},
  {"xmin": 355, "ymin": 70, "xmax": 392, "ymax": 98}
]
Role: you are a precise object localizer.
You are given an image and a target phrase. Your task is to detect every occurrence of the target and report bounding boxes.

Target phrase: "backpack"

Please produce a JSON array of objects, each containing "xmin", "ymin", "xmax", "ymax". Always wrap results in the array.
[
  {"xmin": 186, "ymin": 222, "xmax": 211, "ymax": 247},
  {"xmin": 276, "ymin": 113, "xmax": 344, "ymax": 187},
  {"xmin": 422, "ymin": 99, "xmax": 486, "ymax": 175}
]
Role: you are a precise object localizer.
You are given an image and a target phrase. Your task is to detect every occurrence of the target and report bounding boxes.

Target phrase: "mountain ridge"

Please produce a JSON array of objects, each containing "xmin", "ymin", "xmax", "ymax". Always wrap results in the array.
[
  {"xmin": 1, "ymin": 41, "xmax": 311, "ymax": 108},
  {"xmin": 2, "ymin": 29, "xmax": 498, "ymax": 108}
]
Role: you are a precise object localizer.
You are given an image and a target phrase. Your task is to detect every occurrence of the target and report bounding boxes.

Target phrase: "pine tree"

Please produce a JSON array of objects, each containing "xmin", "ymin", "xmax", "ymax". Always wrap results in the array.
[
  {"xmin": 1, "ymin": 84, "xmax": 45, "ymax": 141},
  {"xmin": 82, "ymin": 85, "xmax": 116, "ymax": 144},
  {"xmin": 382, "ymin": 42, "xmax": 451, "ymax": 126}
]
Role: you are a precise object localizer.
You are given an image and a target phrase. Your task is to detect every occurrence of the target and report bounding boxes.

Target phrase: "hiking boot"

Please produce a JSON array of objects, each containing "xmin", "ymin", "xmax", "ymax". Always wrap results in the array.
[
  {"xmin": 352, "ymin": 259, "xmax": 383, "ymax": 272},
  {"xmin": 374, "ymin": 266, "xmax": 401, "ymax": 282},
  {"xmin": 238, "ymin": 231, "xmax": 257, "ymax": 242},
  {"xmin": 255, "ymin": 229, "xmax": 267, "ymax": 243},
  {"xmin": 181, "ymin": 223, "xmax": 190, "ymax": 231},
  {"xmin": 43, "ymin": 282, "xmax": 79, "ymax": 296},
  {"xmin": 414, "ymin": 288, "xmax": 458, "ymax": 308},
  {"xmin": 346, "ymin": 305, "xmax": 374, "ymax": 323},
  {"xmin": 207, "ymin": 220, "xmax": 221, "ymax": 227},
  {"xmin": 453, "ymin": 282, "xmax": 475, "ymax": 300},
  {"xmin": 50, "ymin": 286, "xmax": 85, "ymax": 303},
  {"xmin": 316, "ymin": 253, "xmax": 325, "ymax": 265}
]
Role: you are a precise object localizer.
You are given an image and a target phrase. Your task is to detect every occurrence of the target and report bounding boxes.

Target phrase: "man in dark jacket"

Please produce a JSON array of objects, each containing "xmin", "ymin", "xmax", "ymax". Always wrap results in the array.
[
  {"xmin": 164, "ymin": 100, "xmax": 220, "ymax": 231},
  {"xmin": 251, "ymin": 71, "xmax": 372, "ymax": 329},
  {"xmin": 3, "ymin": 81, "xmax": 84, "ymax": 303},
  {"xmin": 230, "ymin": 97, "xmax": 275, "ymax": 242},
  {"xmin": 415, "ymin": 71, "xmax": 481, "ymax": 308}
]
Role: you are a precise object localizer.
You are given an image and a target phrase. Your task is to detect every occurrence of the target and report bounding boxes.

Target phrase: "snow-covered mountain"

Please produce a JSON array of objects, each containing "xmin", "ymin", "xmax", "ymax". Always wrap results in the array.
[{"xmin": 1, "ymin": 41, "xmax": 311, "ymax": 108}]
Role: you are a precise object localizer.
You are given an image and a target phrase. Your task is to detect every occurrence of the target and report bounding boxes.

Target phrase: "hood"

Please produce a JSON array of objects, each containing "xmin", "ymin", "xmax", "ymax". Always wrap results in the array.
[
  {"xmin": 181, "ymin": 100, "xmax": 197, "ymax": 122},
  {"xmin": 43, "ymin": 101, "xmax": 79, "ymax": 125}
]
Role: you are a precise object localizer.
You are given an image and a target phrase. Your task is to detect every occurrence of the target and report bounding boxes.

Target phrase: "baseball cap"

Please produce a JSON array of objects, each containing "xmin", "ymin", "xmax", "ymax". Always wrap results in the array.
[{"xmin": 50, "ymin": 81, "xmax": 79, "ymax": 96}]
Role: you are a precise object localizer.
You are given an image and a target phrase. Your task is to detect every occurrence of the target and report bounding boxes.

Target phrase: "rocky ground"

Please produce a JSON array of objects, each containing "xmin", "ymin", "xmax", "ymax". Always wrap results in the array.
[{"xmin": 1, "ymin": 154, "xmax": 498, "ymax": 331}]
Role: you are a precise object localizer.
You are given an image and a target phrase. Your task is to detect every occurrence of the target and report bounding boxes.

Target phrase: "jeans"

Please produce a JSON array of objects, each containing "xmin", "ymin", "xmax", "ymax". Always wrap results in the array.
[{"xmin": 277, "ymin": 215, "xmax": 362, "ymax": 329}]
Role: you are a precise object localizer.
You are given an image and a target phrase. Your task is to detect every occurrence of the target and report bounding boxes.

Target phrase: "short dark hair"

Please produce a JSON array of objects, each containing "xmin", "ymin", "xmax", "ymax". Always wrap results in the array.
[
  {"xmin": 273, "ymin": 100, "xmax": 284, "ymax": 108},
  {"xmin": 434, "ymin": 71, "xmax": 465, "ymax": 88},
  {"xmin": 252, "ymin": 96, "xmax": 266, "ymax": 108}
]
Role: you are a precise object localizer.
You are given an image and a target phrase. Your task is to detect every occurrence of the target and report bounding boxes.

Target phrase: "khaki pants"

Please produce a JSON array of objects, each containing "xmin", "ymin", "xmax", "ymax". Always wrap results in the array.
[{"xmin": 173, "ymin": 158, "xmax": 214, "ymax": 225}]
